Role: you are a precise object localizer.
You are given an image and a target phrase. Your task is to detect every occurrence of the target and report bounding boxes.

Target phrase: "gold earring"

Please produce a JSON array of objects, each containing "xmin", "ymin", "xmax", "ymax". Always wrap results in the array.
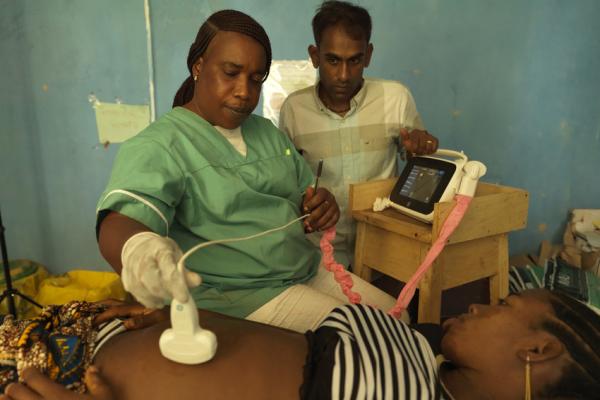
[
  {"xmin": 525, "ymin": 354, "xmax": 532, "ymax": 400},
  {"xmin": 193, "ymin": 75, "xmax": 198, "ymax": 81}
]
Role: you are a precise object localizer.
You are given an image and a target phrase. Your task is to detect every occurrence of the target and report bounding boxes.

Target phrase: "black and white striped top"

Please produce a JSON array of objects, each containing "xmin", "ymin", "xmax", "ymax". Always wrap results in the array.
[
  {"xmin": 319, "ymin": 305, "xmax": 443, "ymax": 400},
  {"xmin": 92, "ymin": 318, "xmax": 127, "ymax": 359}
]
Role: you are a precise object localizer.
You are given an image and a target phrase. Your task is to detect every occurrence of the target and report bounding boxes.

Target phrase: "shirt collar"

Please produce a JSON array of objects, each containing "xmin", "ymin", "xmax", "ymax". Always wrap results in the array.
[
  {"xmin": 438, "ymin": 361, "xmax": 457, "ymax": 400},
  {"xmin": 312, "ymin": 79, "xmax": 367, "ymax": 119}
]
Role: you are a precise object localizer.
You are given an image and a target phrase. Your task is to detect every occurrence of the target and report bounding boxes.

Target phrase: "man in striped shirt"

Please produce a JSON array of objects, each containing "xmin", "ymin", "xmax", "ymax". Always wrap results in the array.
[{"xmin": 279, "ymin": 1, "xmax": 439, "ymax": 266}]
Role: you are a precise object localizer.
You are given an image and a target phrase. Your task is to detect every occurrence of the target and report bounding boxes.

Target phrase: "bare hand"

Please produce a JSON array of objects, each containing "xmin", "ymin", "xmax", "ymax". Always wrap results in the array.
[
  {"xmin": 94, "ymin": 299, "xmax": 168, "ymax": 330},
  {"xmin": 302, "ymin": 187, "xmax": 340, "ymax": 232},
  {"xmin": 0, "ymin": 367, "xmax": 114, "ymax": 400},
  {"xmin": 400, "ymin": 128, "xmax": 438, "ymax": 155}
]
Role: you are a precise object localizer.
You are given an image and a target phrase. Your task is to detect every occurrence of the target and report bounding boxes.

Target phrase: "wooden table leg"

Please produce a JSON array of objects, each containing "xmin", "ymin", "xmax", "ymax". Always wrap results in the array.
[
  {"xmin": 417, "ymin": 258, "xmax": 444, "ymax": 324},
  {"xmin": 353, "ymin": 222, "xmax": 372, "ymax": 282},
  {"xmin": 489, "ymin": 233, "xmax": 509, "ymax": 305}
]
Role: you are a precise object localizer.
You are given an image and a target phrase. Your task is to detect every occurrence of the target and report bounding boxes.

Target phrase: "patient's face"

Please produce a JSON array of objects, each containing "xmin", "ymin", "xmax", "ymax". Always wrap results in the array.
[{"xmin": 441, "ymin": 290, "xmax": 553, "ymax": 370}]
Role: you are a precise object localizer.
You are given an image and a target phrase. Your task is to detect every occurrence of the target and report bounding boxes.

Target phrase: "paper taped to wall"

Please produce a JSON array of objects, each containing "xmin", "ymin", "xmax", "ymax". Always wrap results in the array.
[
  {"xmin": 262, "ymin": 60, "xmax": 316, "ymax": 127},
  {"xmin": 94, "ymin": 102, "xmax": 150, "ymax": 144}
]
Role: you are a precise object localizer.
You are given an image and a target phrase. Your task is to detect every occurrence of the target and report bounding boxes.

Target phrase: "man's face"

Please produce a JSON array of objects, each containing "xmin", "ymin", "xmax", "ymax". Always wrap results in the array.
[
  {"xmin": 309, "ymin": 24, "xmax": 372, "ymax": 107},
  {"xmin": 190, "ymin": 31, "xmax": 267, "ymax": 129}
]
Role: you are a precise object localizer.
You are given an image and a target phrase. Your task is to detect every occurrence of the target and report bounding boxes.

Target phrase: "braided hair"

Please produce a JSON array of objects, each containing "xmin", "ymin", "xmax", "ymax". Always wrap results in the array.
[
  {"xmin": 540, "ymin": 291, "xmax": 600, "ymax": 398},
  {"xmin": 172, "ymin": 10, "xmax": 272, "ymax": 108}
]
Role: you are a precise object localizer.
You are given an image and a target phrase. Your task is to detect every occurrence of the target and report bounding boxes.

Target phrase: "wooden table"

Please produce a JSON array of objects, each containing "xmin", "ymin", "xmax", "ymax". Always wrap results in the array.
[{"xmin": 350, "ymin": 179, "xmax": 529, "ymax": 323}]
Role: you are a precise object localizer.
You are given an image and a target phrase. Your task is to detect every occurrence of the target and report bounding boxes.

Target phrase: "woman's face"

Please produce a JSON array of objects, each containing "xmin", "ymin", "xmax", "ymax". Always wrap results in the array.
[
  {"xmin": 441, "ymin": 290, "xmax": 554, "ymax": 370},
  {"xmin": 188, "ymin": 31, "xmax": 267, "ymax": 129}
]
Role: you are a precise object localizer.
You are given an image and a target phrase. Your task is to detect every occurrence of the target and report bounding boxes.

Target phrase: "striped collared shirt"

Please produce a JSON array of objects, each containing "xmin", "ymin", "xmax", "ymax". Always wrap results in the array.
[{"xmin": 279, "ymin": 78, "xmax": 424, "ymax": 265}]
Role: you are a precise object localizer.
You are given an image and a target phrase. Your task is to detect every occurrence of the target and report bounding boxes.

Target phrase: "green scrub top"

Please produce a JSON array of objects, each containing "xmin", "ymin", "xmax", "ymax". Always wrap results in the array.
[{"xmin": 97, "ymin": 107, "xmax": 320, "ymax": 318}]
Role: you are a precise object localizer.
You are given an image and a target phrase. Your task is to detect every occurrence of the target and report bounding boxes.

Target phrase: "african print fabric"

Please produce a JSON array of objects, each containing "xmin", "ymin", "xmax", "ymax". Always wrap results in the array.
[{"xmin": 0, "ymin": 301, "xmax": 106, "ymax": 393}]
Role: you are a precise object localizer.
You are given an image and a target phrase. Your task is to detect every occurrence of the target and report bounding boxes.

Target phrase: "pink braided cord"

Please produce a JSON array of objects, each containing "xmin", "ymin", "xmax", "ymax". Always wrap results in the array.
[
  {"xmin": 319, "ymin": 227, "xmax": 362, "ymax": 304},
  {"xmin": 388, "ymin": 194, "xmax": 473, "ymax": 318}
]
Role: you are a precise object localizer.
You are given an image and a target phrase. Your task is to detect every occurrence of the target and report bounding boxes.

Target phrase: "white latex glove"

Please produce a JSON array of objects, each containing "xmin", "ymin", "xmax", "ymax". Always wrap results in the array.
[{"xmin": 121, "ymin": 231, "xmax": 202, "ymax": 308}]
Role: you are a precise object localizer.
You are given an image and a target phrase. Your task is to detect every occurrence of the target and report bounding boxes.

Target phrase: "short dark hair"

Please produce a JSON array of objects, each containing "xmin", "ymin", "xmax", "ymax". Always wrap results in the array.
[
  {"xmin": 312, "ymin": 1, "xmax": 372, "ymax": 45},
  {"xmin": 540, "ymin": 291, "xmax": 600, "ymax": 398},
  {"xmin": 172, "ymin": 10, "xmax": 272, "ymax": 108}
]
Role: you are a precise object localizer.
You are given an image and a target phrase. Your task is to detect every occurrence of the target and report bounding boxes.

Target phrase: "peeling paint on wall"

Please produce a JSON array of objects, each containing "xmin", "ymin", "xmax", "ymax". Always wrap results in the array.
[{"xmin": 559, "ymin": 119, "xmax": 573, "ymax": 139}]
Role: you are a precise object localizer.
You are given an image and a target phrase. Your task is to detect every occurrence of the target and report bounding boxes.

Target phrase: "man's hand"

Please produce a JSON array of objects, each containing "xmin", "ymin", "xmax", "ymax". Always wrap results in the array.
[
  {"xmin": 0, "ymin": 367, "xmax": 114, "ymax": 400},
  {"xmin": 94, "ymin": 299, "xmax": 168, "ymax": 330},
  {"xmin": 400, "ymin": 128, "xmax": 438, "ymax": 155},
  {"xmin": 302, "ymin": 187, "xmax": 340, "ymax": 232}
]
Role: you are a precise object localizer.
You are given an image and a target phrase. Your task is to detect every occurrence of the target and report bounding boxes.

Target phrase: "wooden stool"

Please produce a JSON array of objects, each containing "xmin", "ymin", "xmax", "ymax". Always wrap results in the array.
[{"xmin": 350, "ymin": 179, "xmax": 528, "ymax": 323}]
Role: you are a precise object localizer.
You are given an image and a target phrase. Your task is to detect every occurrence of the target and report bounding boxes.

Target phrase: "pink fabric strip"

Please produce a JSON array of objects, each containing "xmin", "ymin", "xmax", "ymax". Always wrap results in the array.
[
  {"xmin": 319, "ymin": 227, "xmax": 362, "ymax": 304},
  {"xmin": 388, "ymin": 194, "xmax": 473, "ymax": 318}
]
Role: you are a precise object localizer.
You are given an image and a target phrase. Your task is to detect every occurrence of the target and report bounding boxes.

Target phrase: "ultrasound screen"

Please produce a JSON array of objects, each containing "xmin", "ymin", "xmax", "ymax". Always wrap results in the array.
[{"xmin": 398, "ymin": 165, "xmax": 445, "ymax": 203}]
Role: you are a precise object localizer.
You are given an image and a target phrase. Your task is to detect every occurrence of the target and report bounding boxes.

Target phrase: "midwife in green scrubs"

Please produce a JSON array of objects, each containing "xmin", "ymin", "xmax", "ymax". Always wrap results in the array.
[{"xmin": 96, "ymin": 10, "xmax": 397, "ymax": 332}]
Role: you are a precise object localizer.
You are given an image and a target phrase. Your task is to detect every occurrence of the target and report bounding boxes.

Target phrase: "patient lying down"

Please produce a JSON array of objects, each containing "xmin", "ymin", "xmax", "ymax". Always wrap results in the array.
[{"xmin": 0, "ymin": 289, "xmax": 598, "ymax": 400}]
